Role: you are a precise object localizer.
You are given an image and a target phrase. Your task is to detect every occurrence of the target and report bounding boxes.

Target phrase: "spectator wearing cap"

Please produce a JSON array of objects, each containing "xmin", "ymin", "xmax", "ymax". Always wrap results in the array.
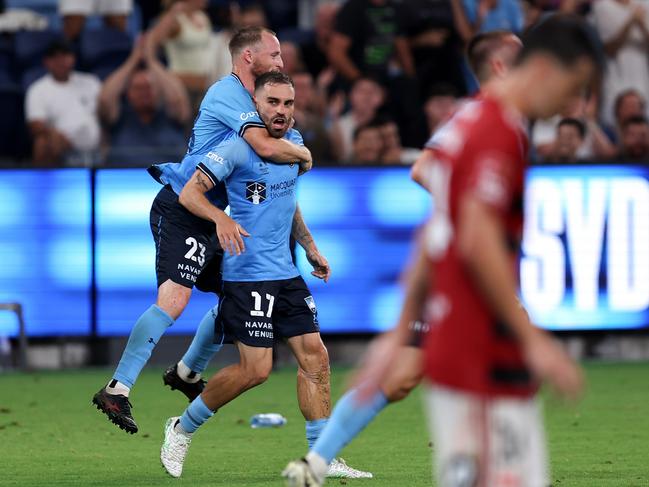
[
  {"xmin": 99, "ymin": 35, "xmax": 191, "ymax": 166},
  {"xmin": 60, "ymin": 0, "xmax": 133, "ymax": 41},
  {"xmin": 25, "ymin": 39, "xmax": 101, "ymax": 165},
  {"xmin": 619, "ymin": 116, "xmax": 649, "ymax": 161}
]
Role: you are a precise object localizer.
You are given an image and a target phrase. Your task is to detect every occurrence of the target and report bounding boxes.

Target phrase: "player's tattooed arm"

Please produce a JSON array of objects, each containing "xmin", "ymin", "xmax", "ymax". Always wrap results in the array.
[
  {"xmin": 292, "ymin": 205, "xmax": 330, "ymax": 282},
  {"xmin": 291, "ymin": 204, "xmax": 314, "ymax": 249},
  {"xmin": 179, "ymin": 170, "xmax": 250, "ymax": 256}
]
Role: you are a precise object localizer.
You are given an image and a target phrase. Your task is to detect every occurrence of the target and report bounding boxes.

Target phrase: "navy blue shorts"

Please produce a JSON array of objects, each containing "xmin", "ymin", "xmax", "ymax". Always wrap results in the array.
[
  {"xmin": 216, "ymin": 276, "xmax": 320, "ymax": 348},
  {"xmin": 149, "ymin": 186, "xmax": 223, "ymax": 294}
]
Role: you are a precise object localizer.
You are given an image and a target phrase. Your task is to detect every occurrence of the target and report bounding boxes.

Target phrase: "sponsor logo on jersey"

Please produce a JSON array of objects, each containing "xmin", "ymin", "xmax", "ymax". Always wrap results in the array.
[
  {"xmin": 270, "ymin": 177, "xmax": 297, "ymax": 199},
  {"xmin": 246, "ymin": 181, "xmax": 266, "ymax": 204},
  {"xmin": 240, "ymin": 111, "xmax": 259, "ymax": 121},
  {"xmin": 206, "ymin": 151, "xmax": 225, "ymax": 164},
  {"xmin": 304, "ymin": 295, "xmax": 317, "ymax": 314}
]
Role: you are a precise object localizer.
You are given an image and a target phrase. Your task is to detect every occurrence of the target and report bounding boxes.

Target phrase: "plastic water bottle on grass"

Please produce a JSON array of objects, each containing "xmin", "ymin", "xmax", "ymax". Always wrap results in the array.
[{"xmin": 250, "ymin": 413, "xmax": 287, "ymax": 428}]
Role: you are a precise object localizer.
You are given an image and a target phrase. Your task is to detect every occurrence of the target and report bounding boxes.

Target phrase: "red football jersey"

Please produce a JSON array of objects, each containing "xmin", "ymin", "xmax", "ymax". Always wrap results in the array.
[{"xmin": 421, "ymin": 95, "xmax": 537, "ymax": 398}]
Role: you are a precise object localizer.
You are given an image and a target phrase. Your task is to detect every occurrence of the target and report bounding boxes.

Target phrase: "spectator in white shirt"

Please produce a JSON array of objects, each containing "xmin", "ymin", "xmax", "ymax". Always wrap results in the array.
[
  {"xmin": 25, "ymin": 39, "xmax": 101, "ymax": 166},
  {"xmin": 591, "ymin": 0, "xmax": 649, "ymax": 126}
]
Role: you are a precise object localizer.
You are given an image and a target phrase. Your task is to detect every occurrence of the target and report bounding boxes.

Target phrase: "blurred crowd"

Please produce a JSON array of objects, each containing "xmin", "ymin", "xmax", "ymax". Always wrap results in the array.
[{"xmin": 1, "ymin": 0, "xmax": 649, "ymax": 167}]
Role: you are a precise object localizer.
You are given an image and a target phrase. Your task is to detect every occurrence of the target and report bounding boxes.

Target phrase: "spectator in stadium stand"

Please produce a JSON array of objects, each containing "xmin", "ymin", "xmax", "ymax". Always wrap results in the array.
[
  {"xmin": 301, "ymin": 2, "xmax": 339, "ymax": 79},
  {"xmin": 292, "ymin": 71, "xmax": 334, "ymax": 162},
  {"xmin": 60, "ymin": 0, "xmax": 132, "ymax": 41},
  {"xmin": 618, "ymin": 116, "xmax": 649, "ymax": 161},
  {"xmin": 146, "ymin": 0, "xmax": 212, "ymax": 110},
  {"xmin": 99, "ymin": 35, "xmax": 191, "ymax": 166},
  {"xmin": 373, "ymin": 116, "xmax": 422, "ymax": 164},
  {"xmin": 609, "ymin": 89, "xmax": 648, "ymax": 141},
  {"xmin": 328, "ymin": 0, "xmax": 410, "ymax": 84},
  {"xmin": 280, "ymin": 40, "xmax": 306, "ymax": 77},
  {"xmin": 394, "ymin": 0, "xmax": 467, "ymax": 97},
  {"xmin": 450, "ymin": 0, "xmax": 523, "ymax": 44},
  {"xmin": 592, "ymin": 0, "xmax": 649, "ymax": 127},
  {"xmin": 209, "ymin": 3, "xmax": 269, "ymax": 83},
  {"xmin": 424, "ymin": 83, "xmax": 459, "ymax": 137},
  {"xmin": 25, "ymin": 39, "xmax": 101, "ymax": 166},
  {"xmin": 330, "ymin": 76, "xmax": 385, "ymax": 160},
  {"xmin": 532, "ymin": 94, "xmax": 617, "ymax": 161},
  {"xmin": 350, "ymin": 124, "xmax": 384, "ymax": 164},
  {"xmin": 545, "ymin": 118, "xmax": 587, "ymax": 163}
]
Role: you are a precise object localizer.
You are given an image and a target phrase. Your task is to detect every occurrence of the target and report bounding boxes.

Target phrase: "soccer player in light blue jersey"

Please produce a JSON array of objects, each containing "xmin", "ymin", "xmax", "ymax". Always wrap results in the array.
[
  {"xmin": 159, "ymin": 72, "xmax": 371, "ymax": 480},
  {"xmin": 283, "ymin": 31, "xmax": 524, "ymax": 487},
  {"xmin": 93, "ymin": 26, "xmax": 315, "ymax": 434}
]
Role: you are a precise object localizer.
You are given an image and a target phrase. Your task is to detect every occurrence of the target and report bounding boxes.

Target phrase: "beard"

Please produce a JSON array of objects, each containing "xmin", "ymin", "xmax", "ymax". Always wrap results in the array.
[{"xmin": 251, "ymin": 59, "xmax": 278, "ymax": 78}]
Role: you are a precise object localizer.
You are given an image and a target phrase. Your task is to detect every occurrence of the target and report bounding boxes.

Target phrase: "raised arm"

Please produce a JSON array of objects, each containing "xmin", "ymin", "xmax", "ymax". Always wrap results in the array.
[
  {"xmin": 179, "ymin": 170, "xmax": 250, "ymax": 256},
  {"xmin": 99, "ymin": 37, "xmax": 144, "ymax": 124},
  {"xmin": 145, "ymin": 46, "xmax": 191, "ymax": 125},
  {"xmin": 243, "ymin": 127, "xmax": 313, "ymax": 172},
  {"xmin": 291, "ymin": 204, "xmax": 330, "ymax": 281}
]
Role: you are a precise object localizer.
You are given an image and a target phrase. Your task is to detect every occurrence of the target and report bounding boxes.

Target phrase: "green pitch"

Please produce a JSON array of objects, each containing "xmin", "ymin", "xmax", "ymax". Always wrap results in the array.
[{"xmin": 1, "ymin": 362, "xmax": 648, "ymax": 486}]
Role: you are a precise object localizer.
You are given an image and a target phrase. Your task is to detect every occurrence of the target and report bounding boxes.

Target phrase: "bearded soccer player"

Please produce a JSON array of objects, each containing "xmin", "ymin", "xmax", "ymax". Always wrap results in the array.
[
  {"xmin": 283, "ymin": 30, "xmax": 522, "ymax": 487},
  {"xmin": 158, "ymin": 72, "xmax": 370, "ymax": 480},
  {"xmin": 92, "ymin": 26, "xmax": 313, "ymax": 433}
]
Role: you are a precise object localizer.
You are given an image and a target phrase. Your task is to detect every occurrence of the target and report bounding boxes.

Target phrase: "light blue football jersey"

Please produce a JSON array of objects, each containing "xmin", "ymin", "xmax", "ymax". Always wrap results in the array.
[
  {"xmin": 197, "ymin": 129, "xmax": 304, "ymax": 282},
  {"xmin": 148, "ymin": 73, "xmax": 264, "ymax": 206}
]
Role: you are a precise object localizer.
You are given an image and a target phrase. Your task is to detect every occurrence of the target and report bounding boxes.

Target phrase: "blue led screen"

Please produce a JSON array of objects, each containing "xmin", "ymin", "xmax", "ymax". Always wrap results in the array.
[
  {"xmin": 0, "ymin": 170, "xmax": 91, "ymax": 336},
  {"xmin": 2, "ymin": 164, "xmax": 649, "ymax": 336}
]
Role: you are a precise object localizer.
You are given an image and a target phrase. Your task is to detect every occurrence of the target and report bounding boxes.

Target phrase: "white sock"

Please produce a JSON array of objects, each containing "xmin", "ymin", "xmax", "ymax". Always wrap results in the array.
[
  {"xmin": 305, "ymin": 452, "xmax": 328, "ymax": 482},
  {"xmin": 177, "ymin": 360, "xmax": 201, "ymax": 383},
  {"xmin": 105, "ymin": 379, "xmax": 130, "ymax": 397}
]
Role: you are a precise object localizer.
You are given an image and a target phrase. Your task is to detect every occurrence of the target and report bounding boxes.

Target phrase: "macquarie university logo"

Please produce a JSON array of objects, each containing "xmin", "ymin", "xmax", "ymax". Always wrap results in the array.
[{"xmin": 246, "ymin": 181, "xmax": 266, "ymax": 205}]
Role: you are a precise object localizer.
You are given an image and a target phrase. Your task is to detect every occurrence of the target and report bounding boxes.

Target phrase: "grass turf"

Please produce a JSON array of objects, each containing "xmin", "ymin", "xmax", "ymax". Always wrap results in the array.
[{"xmin": 1, "ymin": 362, "xmax": 648, "ymax": 486}]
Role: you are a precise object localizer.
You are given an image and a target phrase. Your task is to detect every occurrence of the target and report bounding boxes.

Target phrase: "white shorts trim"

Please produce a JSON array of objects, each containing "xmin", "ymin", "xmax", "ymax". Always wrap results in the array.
[
  {"xmin": 59, "ymin": 0, "xmax": 133, "ymax": 16},
  {"xmin": 424, "ymin": 384, "xmax": 549, "ymax": 487}
]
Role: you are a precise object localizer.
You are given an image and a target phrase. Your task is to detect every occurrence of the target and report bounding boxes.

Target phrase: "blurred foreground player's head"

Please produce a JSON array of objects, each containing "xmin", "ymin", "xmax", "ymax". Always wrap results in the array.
[
  {"xmin": 229, "ymin": 26, "xmax": 283, "ymax": 78},
  {"xmin": 500, "ymin": 14, "xmax": 605, "ymax": 120},
  {"xmin": 253, "ymin": 71, "xmax": 295, "ymax": 139}
]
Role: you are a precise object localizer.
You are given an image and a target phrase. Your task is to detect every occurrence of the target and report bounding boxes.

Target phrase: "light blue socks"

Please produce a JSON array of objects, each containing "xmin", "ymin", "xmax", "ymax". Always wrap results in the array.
[
  {"xmin": 179, "ymin": 395, "xmax": 214, "ymax": 433},
  {"xmin": 306, "ymin": 418, "xmax": 329, "ymax": 450},
  {"xmin": 113, "ymin": 305, "xmax": 174, "ymax": 388},
  {"xmin": 311, "ymin": 389, "xmax": 388, "ymax": 463},
  {"xmin": 180, "ymin": 307, "xmax": 222, "ymax": 374}
]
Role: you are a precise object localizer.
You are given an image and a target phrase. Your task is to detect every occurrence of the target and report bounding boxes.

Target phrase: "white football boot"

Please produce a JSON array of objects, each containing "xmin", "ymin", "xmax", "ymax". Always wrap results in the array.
[
  {"xmin": 160, "ymin": 417, "xmax": 192, "ymax": 478},
  {"xmin": 327, "ymin": 458, "xmax": 373, "ymax": 479}
]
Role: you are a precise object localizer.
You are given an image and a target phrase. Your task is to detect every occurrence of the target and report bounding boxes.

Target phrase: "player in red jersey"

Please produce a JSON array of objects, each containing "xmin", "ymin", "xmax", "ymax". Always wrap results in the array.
[
  {"xmin": 355, "ymin": 15, "xmax": 604, "ymax": 487},
  {"xmin": 283, "ymin": 31, "xmax": 523, "ymax": 487}
]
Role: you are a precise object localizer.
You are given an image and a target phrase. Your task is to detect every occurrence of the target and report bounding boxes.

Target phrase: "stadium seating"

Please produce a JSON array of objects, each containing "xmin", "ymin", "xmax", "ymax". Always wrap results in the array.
[
  {"xmin": 0, "ymin": 36, "xmax": 16, "ymax": 84},
  {"xmin": 0, "ymin": 83, "xmax": 29, "ymax": 159},
  {"xmin": 14, "ymin": 29, "xmax": 60, "ymax": 70},
  {"xmin": 79, "ymin": 27, "xmax": 132, "ymax": 79}
]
